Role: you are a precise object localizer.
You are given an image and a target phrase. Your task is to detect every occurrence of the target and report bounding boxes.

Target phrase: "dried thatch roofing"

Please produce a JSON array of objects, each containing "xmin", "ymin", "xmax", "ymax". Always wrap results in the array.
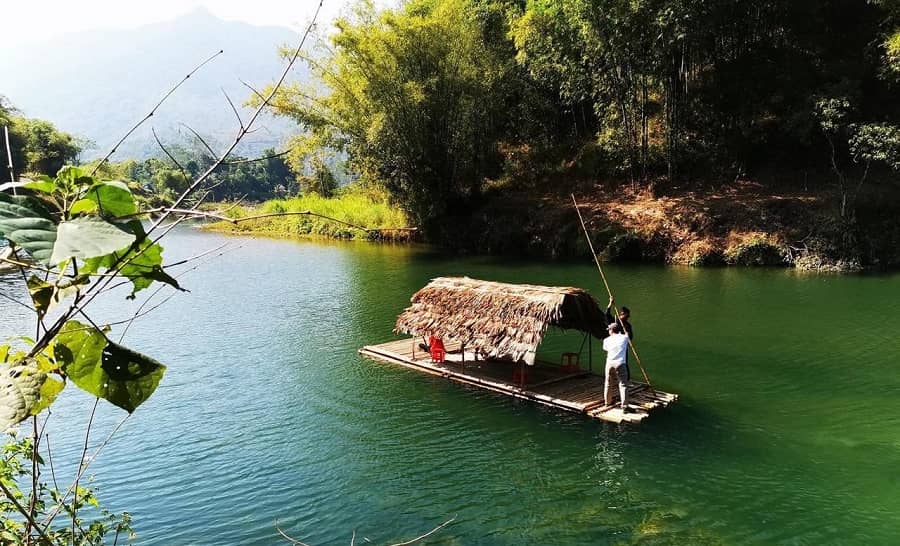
[{"xmin": 394, "ymin": 277, "xmax": 608, "ymax": 364}]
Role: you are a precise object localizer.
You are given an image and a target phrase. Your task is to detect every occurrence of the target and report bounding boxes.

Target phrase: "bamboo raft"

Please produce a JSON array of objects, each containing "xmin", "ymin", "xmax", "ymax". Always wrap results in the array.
[{"xmin": 359, "ymin": 338, "xmax": 678, "ymax": 424}]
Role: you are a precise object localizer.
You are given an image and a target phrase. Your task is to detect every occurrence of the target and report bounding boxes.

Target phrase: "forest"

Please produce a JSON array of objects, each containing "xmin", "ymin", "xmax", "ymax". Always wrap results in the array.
[
  {"xmin": 260, "ymin": 0, "xmax": 900, "ymax": 268},
  {"xmin": 5, "ymin": 0, "xmax": 900, "ymax": 268}
]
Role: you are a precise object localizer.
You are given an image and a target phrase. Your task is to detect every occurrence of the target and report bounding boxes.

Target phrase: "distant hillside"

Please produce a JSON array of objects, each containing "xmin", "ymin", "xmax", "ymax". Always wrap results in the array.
[{"xmin": 1, "ymin": 8, "xmax": 304, "ymax": 160}]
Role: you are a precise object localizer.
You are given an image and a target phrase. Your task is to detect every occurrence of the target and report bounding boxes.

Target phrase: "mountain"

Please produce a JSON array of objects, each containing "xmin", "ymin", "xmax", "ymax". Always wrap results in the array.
[{"xmin": 1, "ymin": 8, "xmax": 306, "ymax": 160}]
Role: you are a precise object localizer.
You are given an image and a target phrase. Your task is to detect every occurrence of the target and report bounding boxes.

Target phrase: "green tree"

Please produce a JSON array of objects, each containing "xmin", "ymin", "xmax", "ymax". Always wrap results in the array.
[
  {"xmin": 8, "ymin": 118, "xmax": 80, "ymax": 177},
  {"xmin": 508, "ymin": 0, "xmax": 895, "ymax": 179},
  {"xmin": 815, "ymin": 97, "xmax": 900, "ymax": 219},
  {"xmin": 262, "ymin": 0, "xmax": 517, "ymax": 236}
]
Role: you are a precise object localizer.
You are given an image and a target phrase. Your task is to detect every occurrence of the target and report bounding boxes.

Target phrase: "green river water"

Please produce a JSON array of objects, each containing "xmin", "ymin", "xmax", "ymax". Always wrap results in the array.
[{"xmin": 1, "ymin": 228, "xmax": 898, "ymax": 545}]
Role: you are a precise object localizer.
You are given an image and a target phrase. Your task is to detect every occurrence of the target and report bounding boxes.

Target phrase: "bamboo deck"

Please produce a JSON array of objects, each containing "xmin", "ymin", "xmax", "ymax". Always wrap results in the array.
[{"xmin": 359, "ymin": 338, "xmax": 678, "ymax": 424}]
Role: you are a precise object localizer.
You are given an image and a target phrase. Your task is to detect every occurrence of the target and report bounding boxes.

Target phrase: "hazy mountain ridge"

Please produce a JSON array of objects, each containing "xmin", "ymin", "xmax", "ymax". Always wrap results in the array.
[{"xmin": 2, "ymin": 8, "xmax": 305, "ymax": 160}]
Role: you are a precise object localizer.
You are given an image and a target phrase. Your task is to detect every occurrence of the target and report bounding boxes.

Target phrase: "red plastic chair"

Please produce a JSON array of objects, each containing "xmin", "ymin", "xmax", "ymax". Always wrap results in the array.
[{"xmin": 429, "ymin": 336, "xmax": 446, "ymax": 363}]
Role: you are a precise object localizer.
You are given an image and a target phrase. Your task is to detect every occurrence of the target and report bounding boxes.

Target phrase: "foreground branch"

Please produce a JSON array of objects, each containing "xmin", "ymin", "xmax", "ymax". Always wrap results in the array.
[
  {"xmin": 26, "ymin": 1, "xmax": 327, "ymax": 360},
  {"xmin": 133, "ymin": 207, "xmax": 417, "ymax": 234},
  {"xmin": 90, "ymin": 49, "xmax": 224, "ymax": 175},
  {"xmin": 144, "ymin": 0, "xmax": 325, "ymax": 238}
]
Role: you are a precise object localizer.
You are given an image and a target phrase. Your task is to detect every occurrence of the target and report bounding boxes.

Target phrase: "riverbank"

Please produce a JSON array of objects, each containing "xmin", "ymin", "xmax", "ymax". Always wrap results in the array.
[
  {"xmin": 206, "ymin": 176, "xmax": 900, "ymax": 271},
  {"xmin": 438, "ymin": 175, "xmax": 900, "ymax": 271}
]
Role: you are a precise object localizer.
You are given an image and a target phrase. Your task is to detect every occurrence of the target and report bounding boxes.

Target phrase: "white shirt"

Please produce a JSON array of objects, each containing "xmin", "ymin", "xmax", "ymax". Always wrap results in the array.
[{"xmin": 602, "ymin": 333, "xmax": 629, "ymax": 364}]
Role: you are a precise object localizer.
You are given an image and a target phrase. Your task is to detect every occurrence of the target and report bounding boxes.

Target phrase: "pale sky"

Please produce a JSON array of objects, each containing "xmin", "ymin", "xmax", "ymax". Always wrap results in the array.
[{"xmin": 6, "ymin": 0, "xmax": 356, "ymax": 46}]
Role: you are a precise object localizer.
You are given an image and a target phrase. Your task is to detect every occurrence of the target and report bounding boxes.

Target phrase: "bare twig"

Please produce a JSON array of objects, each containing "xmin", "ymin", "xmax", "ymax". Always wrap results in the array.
[
  {"xmin": 118, "ymin": 243, "xmax": 236, "ymax": 342},
  {"xmin": 152, "ymin": 127, "xmax": 192, "ymax": 185},
  {"xmin": 231, "ymin": 211, "xmax": 372, "ymax": 231},
  {"xmin": 23, "ymin": 46, "xmax": 231, "ymax": 359},
  {"xmin": 40, "ymin": 413, "xmax": 131, "ymax": 530},
  {"xmin": 276, "ymin": 520, "xmax": 312, "ymax": 546},
  {"xmin": 117, "ymin": 291, "xmax": 178, "ymax": 343},
  {"xmin": 113, "ymin": 292, "xmax": 178, "ymax": 331},
  {"xmin": 0, "ymin": 481, "xmax": 54, "ymax": 545},
  {"xmin": 240, "ymin": 78, "xmax": 268, "ymax": 103},
  {"xmin": 275, "ymin": 517, "xmax": 456, "ymax": 546},
  {"xmin": 0, "ymin": 256, "xmax": 123, "ymax": 280},
  {"xmin": 222, "ymin": 88, "xmax": 245, "ymax": 130},
  {"xmin": 0, "ymin": 290, "xmax": 35, "ymax": 312},
  {"xmin": 26, "ymin": 416, "xmax": 39, "ymax": 542},
  {"xmin": 163, "ymin": 242, "xmax": 231, "ymax": 269},
  {"xmin": 145, "ymin": 0, "xmax": 324, "ymax": 238},
  {"xmin": 43, "ymin": 433, "xmax": 61, "ymax": 492},
  {"xmin": 126, "ymin": 206, "xmax": 404, "ymax": 234},
  {"xmin": 71, "ymin": 398, "xmax": 100, "ymax": 539},
  {"xmin": 55, "ymin": 0, "xmax": 326, "ymax": 323},
  {"xmin": 225, "ymin": 148, "xmax": 293, "ymax": 165},
  {"xmin": 3, "ymin": 125, "xmax": 15, "ymax": 186},
  {"xmin": 179, "ymin": 123, "xmax": 218, "ymax": 159},
  {"xmin": 219, "ymin": 196, "xmax": 248, "ymax": 214},
  {"xmin": 388, "ymin": 517, "xmax": 456, "ymax": 546},
  {"xmin": 90, "ymin": 49, "xmax": 224, "ymax": 175}
]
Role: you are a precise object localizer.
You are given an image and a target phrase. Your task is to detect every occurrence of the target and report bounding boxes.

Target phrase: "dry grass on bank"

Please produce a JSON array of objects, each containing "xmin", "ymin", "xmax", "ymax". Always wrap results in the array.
[{"xmin": 587, "ymin": 181, "xmax": 814, "ymax": 265}]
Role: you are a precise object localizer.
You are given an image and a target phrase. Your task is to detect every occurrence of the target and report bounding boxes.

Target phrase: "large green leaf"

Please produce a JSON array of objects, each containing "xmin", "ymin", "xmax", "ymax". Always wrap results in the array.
[
  {"xmin": 69, "ymin": 199, "xmax": 98, "ymax": 215},
  {"xmin": 83, "ymin": 221, "xmax": 183, "ymax": 298},
  {"xmin": 84, "ymin": 181, "xmax": 137, "ymax": 218},
  {"xmin": 0, "ymin": 193, "xmax": 58, "ymax": 264},
  {"xmin": 0, "ymin": 361, "xmax": 47, "ymax": 431},
  {"xmin": 23, "ymin": 176, "xmax": 59, "ymax": 195},
  {"xmin": 0, "ymin": 177, "xmax": 57, "ymax": 194},
  {"xmin": 50, "ymin": 216, "xmax": 136, "ymax": 264},
  {"xmin": 55, "ymin": 321, "xmax": 165, "ymax": 412}
]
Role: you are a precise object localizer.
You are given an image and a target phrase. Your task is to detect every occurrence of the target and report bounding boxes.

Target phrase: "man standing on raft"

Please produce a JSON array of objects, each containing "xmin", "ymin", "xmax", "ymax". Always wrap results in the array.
[{"xmin": 603, "ymin": 322, "xmax": 630, "ymax": 411}]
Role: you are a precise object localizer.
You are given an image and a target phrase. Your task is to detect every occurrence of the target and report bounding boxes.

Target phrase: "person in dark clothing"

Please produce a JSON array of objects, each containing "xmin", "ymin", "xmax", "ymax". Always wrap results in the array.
[{"xmin": 606, "ymin": 297, "xmax": 633, "ymax": 340}]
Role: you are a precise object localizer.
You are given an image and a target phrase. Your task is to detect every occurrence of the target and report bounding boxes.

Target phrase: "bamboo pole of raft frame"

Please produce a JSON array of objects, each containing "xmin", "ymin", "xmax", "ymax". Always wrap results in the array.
[{"xmin": 571, "ymin": 194, "xmax": 654, "ymax": 391}]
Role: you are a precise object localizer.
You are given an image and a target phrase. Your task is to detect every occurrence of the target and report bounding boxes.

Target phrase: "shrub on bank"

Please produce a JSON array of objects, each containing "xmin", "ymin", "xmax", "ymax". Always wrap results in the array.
[
  {"xmin": 674, "ymin": 239, "xmax": 725, "ymax": 266},
  {"xmin": 601, "ymin": 232, "xmax": 645, "ymax": 261},
  {"xmin": 723, "ymin": 233, "xmax": 787, "ymax": 266}
]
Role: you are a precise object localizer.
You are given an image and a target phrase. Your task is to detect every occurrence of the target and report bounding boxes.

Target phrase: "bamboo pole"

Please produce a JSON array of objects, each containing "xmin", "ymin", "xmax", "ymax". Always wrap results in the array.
[
  {"xmin": 4, "ymin": 125, "xmax": 16, "ymax": 194},
  {"xmin": 571, "ymin": 194, "xmax": 653, "ymax": 391}
]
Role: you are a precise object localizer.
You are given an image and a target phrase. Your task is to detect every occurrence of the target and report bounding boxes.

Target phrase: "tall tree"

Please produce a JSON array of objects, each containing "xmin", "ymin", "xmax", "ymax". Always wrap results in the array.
[{"xmin": 261, "ymin": 0, "xmax": 518, "ymax": 236}]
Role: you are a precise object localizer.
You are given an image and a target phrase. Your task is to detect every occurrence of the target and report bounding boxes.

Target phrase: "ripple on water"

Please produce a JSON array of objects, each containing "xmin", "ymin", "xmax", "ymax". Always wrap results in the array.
[{"xmin": 5, "ymin": 230, "xmax": 900, "ymax": 544}]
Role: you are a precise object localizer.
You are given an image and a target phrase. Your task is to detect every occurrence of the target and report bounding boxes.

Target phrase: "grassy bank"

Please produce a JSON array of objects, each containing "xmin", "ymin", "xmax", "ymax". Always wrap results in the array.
[{"xmin": 206, "ymin": 192, "xmax": 412, "ymax": 242}]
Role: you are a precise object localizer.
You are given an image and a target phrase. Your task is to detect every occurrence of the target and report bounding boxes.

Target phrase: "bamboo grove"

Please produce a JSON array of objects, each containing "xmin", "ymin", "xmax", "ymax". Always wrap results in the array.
[{"xmin": 263, "ymin": 0, "xmax": 900, "ymax": 237}]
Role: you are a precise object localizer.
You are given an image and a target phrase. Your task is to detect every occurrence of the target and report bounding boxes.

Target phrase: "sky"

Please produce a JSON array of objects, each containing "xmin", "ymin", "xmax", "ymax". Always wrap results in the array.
[{"xmin": 6, "ymin": 0, "xmax": 354, "ymax": 46}]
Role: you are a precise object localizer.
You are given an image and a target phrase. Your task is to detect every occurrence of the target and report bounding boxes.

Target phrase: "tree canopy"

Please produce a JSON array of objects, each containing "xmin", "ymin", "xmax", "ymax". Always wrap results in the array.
[
  {"xmin": 259, "ymin": 0, "xmax": 900, "ymax": 236},
  {"xmin": 1, "ymin": 97, "xmax": 81, "ymax": 179}
]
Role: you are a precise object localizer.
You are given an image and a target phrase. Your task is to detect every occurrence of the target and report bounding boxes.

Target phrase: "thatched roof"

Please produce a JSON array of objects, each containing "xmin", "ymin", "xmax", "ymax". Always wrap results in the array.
[{"xmin": 394, "ymin": 277, "xmax": 608, "ymax": 364}]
